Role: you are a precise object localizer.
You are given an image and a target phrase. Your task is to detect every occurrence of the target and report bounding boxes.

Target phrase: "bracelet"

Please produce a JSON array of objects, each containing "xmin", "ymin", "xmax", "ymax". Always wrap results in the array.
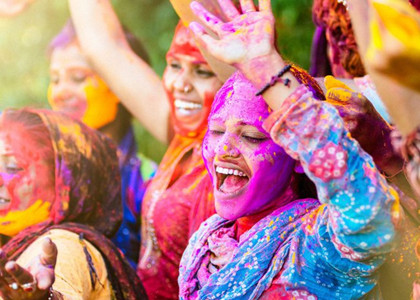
[
  {"xmin": 255, "ymin": 64, "xmax": 292, "ymax": 96},
  {"xmin": 47, "ymin": 287, "xmax": 54, "ymax": 300}
]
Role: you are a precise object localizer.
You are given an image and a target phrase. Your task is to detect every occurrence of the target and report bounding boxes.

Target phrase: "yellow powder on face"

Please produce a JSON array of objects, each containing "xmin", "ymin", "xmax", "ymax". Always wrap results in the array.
[
  {"xmin": 0, "ymin": 200, "xmax": 51, "ymax": 237},
  {"xmin": 82, "ymin": 76, "xmax": 120, "ymax": 129}
]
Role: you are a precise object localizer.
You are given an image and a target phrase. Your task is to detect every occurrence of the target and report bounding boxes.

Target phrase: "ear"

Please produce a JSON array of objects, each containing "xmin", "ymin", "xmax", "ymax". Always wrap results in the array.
[{"xmin": 294, "ymin": 161, "xmax": 304, "ymax": 174}]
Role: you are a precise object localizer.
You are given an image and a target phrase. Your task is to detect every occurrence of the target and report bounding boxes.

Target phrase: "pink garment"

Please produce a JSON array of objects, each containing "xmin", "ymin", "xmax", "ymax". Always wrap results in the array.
[{"xmin": 138, "ymin": 134, "xmax": 215, "ymax": 300}]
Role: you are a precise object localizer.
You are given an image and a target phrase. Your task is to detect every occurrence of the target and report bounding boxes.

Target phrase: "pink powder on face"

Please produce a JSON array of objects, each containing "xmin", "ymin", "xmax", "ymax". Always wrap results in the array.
[
  {"xmin": 166, "ymin": 21, "xmax": 205, "ymax": 62},
  {"xmin": 203, "ymin": 72, "xmax": 296, "ymax": 220},
  {"xmin": 0, "ymin": 126, "xmax": 55, "ymax": 215}
]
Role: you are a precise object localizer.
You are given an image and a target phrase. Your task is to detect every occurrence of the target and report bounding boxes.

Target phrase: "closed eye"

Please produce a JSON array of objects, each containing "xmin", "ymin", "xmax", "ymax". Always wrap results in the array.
[
  {"xmin": 209, "ymin": 129, "xmax": 225, "ymax": 136},
  {"xmin": 242, "ymin": 135, "xmax": 268, "ymax": 144},
  {"xmin": 6, "ymin": 166, "xmax": 23, "ymax": 174},
  {"xmin": 195, "ymin": 68, "xmax": 215, "ymax": 78}
]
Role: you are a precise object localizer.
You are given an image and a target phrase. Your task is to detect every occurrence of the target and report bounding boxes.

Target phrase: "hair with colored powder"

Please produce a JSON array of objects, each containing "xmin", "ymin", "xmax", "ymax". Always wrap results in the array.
[
  {"xmin": 291, "ymin": 64, "xmax": 325, "ymax": 100},
  {"xmin": 312, "ymin": 0, "xmax": 366, "ymax": 78},
  {"xmin": 47, "ymin": 20, "xmax": 151, "ymax": 127},
  {"xmin": 47, "ymin": 20, "xmax": 150, "ymax": 64},
  {"xmin": 0, "ymin": 109, "xmax": 55, "ymax": 175}
]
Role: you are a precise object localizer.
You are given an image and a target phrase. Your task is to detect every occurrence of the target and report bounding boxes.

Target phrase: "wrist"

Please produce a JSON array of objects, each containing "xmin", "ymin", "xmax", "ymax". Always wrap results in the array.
[{"xmin": 235, "ymin": 51, "xmax": 286, "ymax": 89}]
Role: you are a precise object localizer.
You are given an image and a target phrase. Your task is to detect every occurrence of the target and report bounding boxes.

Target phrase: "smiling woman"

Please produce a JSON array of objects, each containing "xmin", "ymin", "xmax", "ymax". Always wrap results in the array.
[
  {"xmin": 179, "ymin": 70, "xmax": 399, "ymax": 300},
  {"xmin": 0, "ymin": 115, "xmax": 54, "ymax": 236},
  {"xmin": 0, "ymin": 109, "xmax": 146, "ymax": 300},
  {"xmin": 178, "ymin": 0, "xmax": 401, "ymax": 298}
]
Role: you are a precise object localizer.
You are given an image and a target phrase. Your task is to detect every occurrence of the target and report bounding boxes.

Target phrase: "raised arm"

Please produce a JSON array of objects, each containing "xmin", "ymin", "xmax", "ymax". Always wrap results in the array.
[
  {"xmin": 68, "ymin": 0, "xmax": 170, "ymax": 144},
  {"xmin": 190, "ymin": 0, "xmax": 399, "ymax": 255}
]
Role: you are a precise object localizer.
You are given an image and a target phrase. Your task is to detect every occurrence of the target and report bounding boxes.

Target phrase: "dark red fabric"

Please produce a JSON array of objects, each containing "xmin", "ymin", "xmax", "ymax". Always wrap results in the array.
[{"xmin": 0, "ymin": 109, "xmax": 146, "ymax": 300}]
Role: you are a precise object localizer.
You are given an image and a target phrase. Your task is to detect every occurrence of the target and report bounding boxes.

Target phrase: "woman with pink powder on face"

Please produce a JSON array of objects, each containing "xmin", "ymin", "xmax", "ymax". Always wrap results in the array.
[{"xmin": 177, "ymin": 0, "xmax": 401, "ymax": 298}]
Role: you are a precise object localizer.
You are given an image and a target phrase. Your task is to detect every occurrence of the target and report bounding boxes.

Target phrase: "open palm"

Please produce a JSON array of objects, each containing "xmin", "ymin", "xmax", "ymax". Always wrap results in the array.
[{"xmin": 190, "ymin": 0, "xmax": 276, "ymax": 67}]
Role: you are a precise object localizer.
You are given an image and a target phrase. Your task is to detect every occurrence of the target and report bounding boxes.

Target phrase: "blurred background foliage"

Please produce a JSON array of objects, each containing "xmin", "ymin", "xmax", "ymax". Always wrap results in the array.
[{"xmin": 0, "ymin": 0, "xmax": 314, "ymax": 162}]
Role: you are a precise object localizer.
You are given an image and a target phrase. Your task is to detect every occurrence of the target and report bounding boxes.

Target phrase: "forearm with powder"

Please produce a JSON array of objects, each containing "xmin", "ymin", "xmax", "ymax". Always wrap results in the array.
[{"xmin": 68, "ymin": 0, "xmax": 170, "ymax": 144}]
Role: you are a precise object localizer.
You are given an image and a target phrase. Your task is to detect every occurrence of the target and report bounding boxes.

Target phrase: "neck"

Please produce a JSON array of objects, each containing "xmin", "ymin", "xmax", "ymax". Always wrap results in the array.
[
  {"xmin": 235, "ymin": 207, "xmax": 275, "ymax": 239},
  {"xmin": 235, "ymin": 184, "xmax": 298, "ymax": 239}
]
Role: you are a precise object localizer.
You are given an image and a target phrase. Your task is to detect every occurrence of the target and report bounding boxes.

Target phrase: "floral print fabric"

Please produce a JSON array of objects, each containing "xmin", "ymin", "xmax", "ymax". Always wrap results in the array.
[{"xmin": 179, "ymin": 86, "xmax": 399, "ymax": 299}]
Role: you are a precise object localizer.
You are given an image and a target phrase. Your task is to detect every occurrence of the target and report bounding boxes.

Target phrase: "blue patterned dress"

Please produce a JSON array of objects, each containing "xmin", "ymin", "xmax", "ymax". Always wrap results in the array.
[{"xmin": 179, "ymin": 86, "xmax": 400, "ymax": 299}]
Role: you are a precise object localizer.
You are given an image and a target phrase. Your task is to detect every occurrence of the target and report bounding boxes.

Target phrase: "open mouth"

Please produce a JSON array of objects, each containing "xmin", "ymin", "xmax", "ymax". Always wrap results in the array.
[
  {"xmin": 174, "ymin": 99, "xmax": 203, "ymax": 116},
  {"xmin": 215, "ymin": 165, "xmax": 250, "ymax": 194}
]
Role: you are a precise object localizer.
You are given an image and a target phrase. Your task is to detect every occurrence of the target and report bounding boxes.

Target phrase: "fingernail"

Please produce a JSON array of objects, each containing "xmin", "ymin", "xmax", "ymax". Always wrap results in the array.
[{"xmin": 190, "ymin": 1, "xmax": 199, "ymax": 10}]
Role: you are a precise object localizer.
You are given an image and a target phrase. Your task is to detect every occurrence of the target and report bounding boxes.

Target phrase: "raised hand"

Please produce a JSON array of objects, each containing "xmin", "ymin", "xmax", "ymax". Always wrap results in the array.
[
  {"xmin": 189, "ymin": 0, "xmax": 279, "ymax": 79},
  {"xmin": 0, "ymin": 238, "xmax": 57, "ymax": 300},
  {"xmin": 324, "ymin": 76, "xmax": 403, "ymax": 175}
]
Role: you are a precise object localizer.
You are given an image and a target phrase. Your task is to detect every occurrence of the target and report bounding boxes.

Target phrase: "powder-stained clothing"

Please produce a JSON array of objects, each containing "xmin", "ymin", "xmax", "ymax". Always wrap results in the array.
[
  {"xmin": 112, "ymin": 127, "xmax": 156, "ymax": 268},
  {"xmin": 138, "ymin": 133, "xmax": 215, "ymax": 300},
  {"xmin": 18, "ymin": 229, "xmax": 113, "ymax": 300},
  {"xmin": 179, "ymin": 86, "xmax": 399, "ymax": 299},
  {"xmin": 1, "ymin": 109, "xmax": 146, "ymax": 300}
]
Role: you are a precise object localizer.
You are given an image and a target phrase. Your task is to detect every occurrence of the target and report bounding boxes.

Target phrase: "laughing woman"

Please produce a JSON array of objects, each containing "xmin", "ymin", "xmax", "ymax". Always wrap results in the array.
[{"xmin": 177, "ymin": 0, "xmax": 400, "ymax": 298}]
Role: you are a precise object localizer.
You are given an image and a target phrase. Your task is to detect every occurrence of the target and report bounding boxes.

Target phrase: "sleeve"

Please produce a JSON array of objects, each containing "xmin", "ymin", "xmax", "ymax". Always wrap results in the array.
[
  {"xmin": 16, "ymin": 229, "xmax": 112, "ymax": 300},
  {"xmin": 263, "ymin": 85, "xmax": 400, "ymax": 259}
]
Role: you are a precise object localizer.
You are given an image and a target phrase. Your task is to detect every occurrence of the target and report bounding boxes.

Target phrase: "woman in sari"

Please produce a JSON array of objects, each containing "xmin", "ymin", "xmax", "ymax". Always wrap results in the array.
[
  {"xmin": 0, "ymin": 109, "xmax": 146, "ymax": 299},
  {"xmin": 178, "ymin": 0, "xmax": 400, "ymax": 298},
  {"xmin": 67, "ymin": 1, "xmax": 224, "ymax": 298}
]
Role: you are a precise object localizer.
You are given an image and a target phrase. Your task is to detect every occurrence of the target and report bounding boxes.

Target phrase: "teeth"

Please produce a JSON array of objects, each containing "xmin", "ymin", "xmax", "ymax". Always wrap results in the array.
[
  {"xmin": 215, "ymin": 166, "xmax": 247, "ymax": 177},
  {"xmin": 174, "ymin": 99, "xmax": 202, "ymax": 110}
]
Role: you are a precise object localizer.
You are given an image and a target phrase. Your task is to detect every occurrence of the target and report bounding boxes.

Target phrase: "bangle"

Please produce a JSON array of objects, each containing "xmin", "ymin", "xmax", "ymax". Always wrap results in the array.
[
  {"xmin": 255, "ymin": 64, "xmax": 292, "ymax": 96},
  {"xmin": 47, "ymin": 287, "xmax": 54, "ymax": 300}
]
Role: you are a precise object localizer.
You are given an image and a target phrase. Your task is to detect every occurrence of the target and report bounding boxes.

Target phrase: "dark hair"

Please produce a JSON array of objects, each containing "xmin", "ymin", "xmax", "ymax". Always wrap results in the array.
[
  {"xmin": 47, "ymin": 20, "xmax": 150, "ymax": 64},
  {"xmin": 312, "ymin": 0, "xmax": 366, "ymax": 78}
]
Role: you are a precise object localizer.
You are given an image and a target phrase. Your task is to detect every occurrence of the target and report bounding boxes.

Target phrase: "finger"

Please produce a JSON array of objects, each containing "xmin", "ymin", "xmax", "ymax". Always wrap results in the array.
[
  {"xmin": 189, "ymin": 21, "xmax": 207, "ymax": 37},
  {"xmin": 5, "ymin": 261, "xmax": 34, "ymax": 286},
  {"xmin": 189, "ymin": 22, "xmax": 218, "ymax": 51},
  {"xmin": 190, "ymin": 1, "xmax": 223, "ymax": 35},
  {"xmin": 39, "ymin": 238, "xmax": 57, "ymax": 268},
  {"xmin": 324, "ymin": 75, "xmax": 354, "ymax": 92},
  {"xmin": 35, "ymin": 268, "xmax": 54, "ymax": 291},
  {"xmin": 216, "ymin": 0, "xmax": 240, "ymax": 19},
  {"xmin": 259, "ymin": 0, "xmax": 272, "ymax": 12},
  {"xmin": 36, "ymin": 238, "xmax": 57, "ymax": 290},
  {"xmin": 240, "ymin": 0, "xmax": 256, "ymax": 13}
]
